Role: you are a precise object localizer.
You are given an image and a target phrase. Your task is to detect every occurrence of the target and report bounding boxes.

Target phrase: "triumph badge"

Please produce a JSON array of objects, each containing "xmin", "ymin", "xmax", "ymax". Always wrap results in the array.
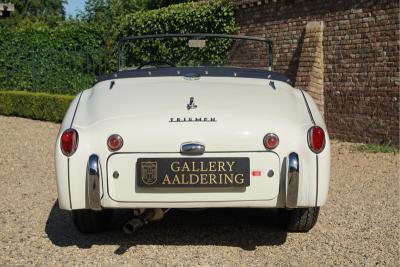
[
  {"xmin": 187, "ymin": 97, "xmax": 197, "ymax": 110},
  {"xmin": 141, "ymin": 162, "xmax": 158, "ymax": 185}
]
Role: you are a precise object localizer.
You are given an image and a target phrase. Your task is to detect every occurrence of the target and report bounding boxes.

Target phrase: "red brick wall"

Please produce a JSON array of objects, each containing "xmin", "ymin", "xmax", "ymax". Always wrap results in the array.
[
  {"xmin": 295, "ymin": 21, "xmax": 325, "ymax": 115},
  {"xmin": 235, "ymin": 0, "xmax": 399, "ymax": 145}
]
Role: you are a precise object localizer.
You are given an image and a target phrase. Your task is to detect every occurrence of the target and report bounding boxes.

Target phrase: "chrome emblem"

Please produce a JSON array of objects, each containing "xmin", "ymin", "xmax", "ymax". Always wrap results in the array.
[
  {"xmin": 186, "ymin": 97, "xmax": 197, "ymax": 110},
  {"xmin": 141, "ymin": 162, "xmax": 158, "ymax": 185}
]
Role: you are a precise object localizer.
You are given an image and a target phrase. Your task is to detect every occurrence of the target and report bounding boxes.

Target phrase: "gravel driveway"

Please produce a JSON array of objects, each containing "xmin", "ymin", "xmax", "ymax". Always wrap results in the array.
[{"xmin": 0, "ymin": 115, "xmax": 398, "ymax": 266}]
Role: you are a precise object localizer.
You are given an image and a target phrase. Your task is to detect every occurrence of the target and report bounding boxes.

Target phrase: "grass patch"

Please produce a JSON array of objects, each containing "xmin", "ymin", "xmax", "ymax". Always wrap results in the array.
[
  {"xmin": 0, "ymin": 90, "xmax": 74, "ymax": 122},
  {"xmin": 355, "ymin": 143, "xmax": 399, "ymax": 153}
]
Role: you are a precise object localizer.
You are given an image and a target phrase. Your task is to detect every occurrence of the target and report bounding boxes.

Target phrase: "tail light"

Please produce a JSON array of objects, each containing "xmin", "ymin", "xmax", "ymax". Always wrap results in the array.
[
  {"xmin": 60, "ymin": 129, "xmax": 78, "ymax": 156},
  {"xmin": 263, "ymin": 133, "xmax": 279, "ymax": 149},
  {"xmin": 308, "ymin": 126, "xmax": 325, "ymax": 153},
  {"xmin": 107, "ymin": 134, "xmax": 124, "ymax": 151}
]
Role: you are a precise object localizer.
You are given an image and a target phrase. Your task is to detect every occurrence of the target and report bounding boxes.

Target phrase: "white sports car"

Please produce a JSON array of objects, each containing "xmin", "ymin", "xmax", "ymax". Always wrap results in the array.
[{"xmin": 55, "ymin": 34, "xmax": 330, "ymax": 233}]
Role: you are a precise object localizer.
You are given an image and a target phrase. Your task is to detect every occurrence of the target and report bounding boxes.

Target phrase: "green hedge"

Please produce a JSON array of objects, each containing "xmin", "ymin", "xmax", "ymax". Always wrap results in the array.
[
  {"xmin": 0, "ymin": 21, "xmax": 105, "ymax": 51},
  {"xmin": 117, "ymin": 0, "xmax": 236, "ymax": 37},
  {"xmin": 0, "ymin": 22, "xmax": 109, "ymax": 94},
  {"xmin": 0, "ymin": 91, "xmax": 74, "ymax": 122},
  {"xmin": 0, "ymin": 0, "xmax": 236, "ymax": 95},
  {"xmin": 115, "ymin": 0, "xmax": 237, "ymax": 68}
]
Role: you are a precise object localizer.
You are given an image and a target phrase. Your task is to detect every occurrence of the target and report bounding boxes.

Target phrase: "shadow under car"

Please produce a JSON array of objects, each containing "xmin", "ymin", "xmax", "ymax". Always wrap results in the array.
[{"xmin": 45, "ymin": 201, "xmax": 287, "ymax": 255}]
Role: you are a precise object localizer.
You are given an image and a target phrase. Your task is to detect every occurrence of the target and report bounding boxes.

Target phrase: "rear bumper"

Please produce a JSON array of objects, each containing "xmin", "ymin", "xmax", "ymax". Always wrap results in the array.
[
  {"xmin": 100, "ymin": 199, "xmax": 281, "ymax": 209},
  {"xmin": 86, "ymin": 154, "xmax": 102, "ymax": 210},
  {"xmin": 286, "ymin": 152, "xmax": 299, "ymax": 208},
  {"xmin": 83, "ymin": 152, "xmax": 301, "ymax": 210}
]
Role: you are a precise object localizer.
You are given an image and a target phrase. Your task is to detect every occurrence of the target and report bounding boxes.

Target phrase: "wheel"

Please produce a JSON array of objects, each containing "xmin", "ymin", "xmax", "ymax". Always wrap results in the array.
[
  {"xmin": 279, "ymin": 207, "xmax": 320, "ymax": 232},
  {"xmin": 72, "ymin": 209, "xmax": 113, "ymax": 233}
]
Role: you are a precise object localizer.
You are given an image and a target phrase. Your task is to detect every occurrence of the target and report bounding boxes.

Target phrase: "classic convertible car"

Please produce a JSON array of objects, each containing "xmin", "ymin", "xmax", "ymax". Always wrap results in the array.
[{"xmin": 55, "ymin": 34, "xmax": 330, "ymax": 234}]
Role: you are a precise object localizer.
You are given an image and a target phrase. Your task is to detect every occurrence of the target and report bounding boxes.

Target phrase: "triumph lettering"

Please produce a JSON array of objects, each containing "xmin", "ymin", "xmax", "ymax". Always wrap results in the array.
[{"xmin": 169, "ymin": 117, "xmax": 217, "ymax": 123}]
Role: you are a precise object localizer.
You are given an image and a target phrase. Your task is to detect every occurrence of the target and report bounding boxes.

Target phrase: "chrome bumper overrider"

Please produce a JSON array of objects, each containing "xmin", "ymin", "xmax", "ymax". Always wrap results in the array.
[
  {"xmin": 286, "ymin": 152, "xmax": 299, "ymax": 208},
  {"xmin": 86, "ymin": 154, "xmax": 102, "ymax": 210}
]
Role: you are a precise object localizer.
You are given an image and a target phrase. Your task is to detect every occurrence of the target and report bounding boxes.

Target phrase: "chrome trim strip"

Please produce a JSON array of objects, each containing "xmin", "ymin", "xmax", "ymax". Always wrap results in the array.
[
  {"xmin": 287, "ymin": 152, "xmax": 299, "ymax": 208},
  {"xmin": 180, "ymin": 142, "xmax": 205, "ymax": 155},
  {"xmin": 69, "ymin": 91, "xmax": 83, "ymax": 128},
  {"xmin": 315, "ymin": 155, "xmax": 319, "ymax": 206},
  {"xmin": 87, "ymin": 154, "xmax": 102, "ymax": 210},
  {"xmin": 67, "ymin": 158, "xmax": 72, "ymax": 209},
  {"xmin": 300, "ymin": 89, "xmax": 316, "ymax": 125}
]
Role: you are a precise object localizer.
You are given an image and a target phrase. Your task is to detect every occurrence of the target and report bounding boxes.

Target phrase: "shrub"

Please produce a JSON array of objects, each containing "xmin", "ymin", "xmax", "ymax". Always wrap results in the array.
[
  {"xmin": 115, "ymin": 0, "xmax": 237, "ymax": 68},
  {"xmin": 117, "ymin": 0, "xmax": 236, "ymax": 37},
  {"xmin": 0, "ymin": 0, "xmax": 236, "ymax": 94},
  {"xmin": 0, "ymin": 91, "xmax": 74, "ymax": 122},
  {"xmin": 0, "ymin": 22, "xmax": 109, "ymax": 94},
  {"xmin": 0, "ymin": 21, "xmax": 105, "ymax": 50}
]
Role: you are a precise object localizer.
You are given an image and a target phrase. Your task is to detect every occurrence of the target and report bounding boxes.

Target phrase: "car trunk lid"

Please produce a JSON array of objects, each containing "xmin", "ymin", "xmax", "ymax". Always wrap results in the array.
[{"xmin": 73, "ymin": 76, "xmax": 310, "ymax": 152}]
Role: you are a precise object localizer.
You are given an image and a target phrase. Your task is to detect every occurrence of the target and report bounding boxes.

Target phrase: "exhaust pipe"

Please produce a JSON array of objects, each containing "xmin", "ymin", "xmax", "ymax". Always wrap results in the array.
[
  {"xmin": 123, "ymin": 217, "xmax": 145, "ymax": 234},
  {"xmin": 123, "ymin": 208, "xmax": 167, "ymax": 234}
]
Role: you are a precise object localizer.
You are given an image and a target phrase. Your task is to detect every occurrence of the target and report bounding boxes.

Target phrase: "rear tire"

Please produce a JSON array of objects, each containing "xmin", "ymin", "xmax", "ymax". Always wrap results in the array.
[
  {"xmin": 279, "ymin": 207, "xmax": 320, "ymax": 232},
  {"xmin": 72, "ymin": 209, "xmax": 113, "ymax": 233}
]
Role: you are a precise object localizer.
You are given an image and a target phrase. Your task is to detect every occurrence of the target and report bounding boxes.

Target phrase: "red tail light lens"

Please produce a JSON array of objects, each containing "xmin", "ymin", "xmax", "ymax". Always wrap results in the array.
[
  {"xmin": 263, "ymin": 133, "xmax": 279, "ymax": 149},
  {"xmin": 107, "ymin": 134, "xmax": 124, "ymax": 151},
  {"xmin": 60, "ymin": 129, "xmax": 78, "ymax": 156},
  {"xmin": 308, "ymin": 126, "xmax": 325, "ymax": 153}
]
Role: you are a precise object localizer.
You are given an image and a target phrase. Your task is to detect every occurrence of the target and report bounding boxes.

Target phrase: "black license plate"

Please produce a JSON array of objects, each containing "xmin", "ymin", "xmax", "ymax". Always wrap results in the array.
[{"xmin": 136, "ymin": 157, "xmax": 250, "ymax": 187}]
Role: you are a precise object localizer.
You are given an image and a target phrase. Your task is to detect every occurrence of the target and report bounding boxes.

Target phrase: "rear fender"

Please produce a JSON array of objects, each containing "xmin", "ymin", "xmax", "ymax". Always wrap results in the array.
[
  {"xmin": 302, "ymin": 91, "xmax": 331, "ymax": 206},
  {"xmin": 55, "ymin": 92, "xmax": 83, "ymax": 210}
]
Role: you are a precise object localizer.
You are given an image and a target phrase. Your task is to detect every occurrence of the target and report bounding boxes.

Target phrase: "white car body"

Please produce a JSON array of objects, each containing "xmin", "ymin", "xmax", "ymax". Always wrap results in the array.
[{"xmin": 55, "ymin": 70, "xmax": 330, "ymax": 211}]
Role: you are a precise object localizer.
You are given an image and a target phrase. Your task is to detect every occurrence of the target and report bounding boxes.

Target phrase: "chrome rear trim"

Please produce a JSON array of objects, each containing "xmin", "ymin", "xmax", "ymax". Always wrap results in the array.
[
  {"xmin": 287, "ymin": 152, "xmax": 299, "ymax": 208},
  {"xmin": 87, "ymin": 154, "xmax": 102, "ymax": 210},
  {"xmin": 180, "ymin": 142, "xmax": 205, "ymax": 155}
]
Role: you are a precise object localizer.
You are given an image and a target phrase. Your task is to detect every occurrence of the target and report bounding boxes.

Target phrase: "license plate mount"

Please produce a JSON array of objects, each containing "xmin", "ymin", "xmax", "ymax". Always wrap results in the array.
[{"xmin": 136, "ymin": 157, "xmax": 250, "ymax": 187}]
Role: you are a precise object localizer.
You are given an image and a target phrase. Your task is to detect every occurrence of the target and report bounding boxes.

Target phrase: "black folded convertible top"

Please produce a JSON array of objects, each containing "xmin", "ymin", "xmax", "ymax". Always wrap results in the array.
[{"xmin": 95, "ymin": 67, "xmax": 292, "ymax": 85}]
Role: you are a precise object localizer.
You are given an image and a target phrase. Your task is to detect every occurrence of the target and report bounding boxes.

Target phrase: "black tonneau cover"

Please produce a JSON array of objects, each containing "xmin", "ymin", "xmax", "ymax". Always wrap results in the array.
[{"xmin": 95, "ymin": 67, "xmax": 292, "ymax": 85}]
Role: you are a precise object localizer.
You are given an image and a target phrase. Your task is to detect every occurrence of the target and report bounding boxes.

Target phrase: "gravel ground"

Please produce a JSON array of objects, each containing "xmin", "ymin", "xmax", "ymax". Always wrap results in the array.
[{"xmin": 0, "ymin": 115, "xmax": 398, "ymax": 266}]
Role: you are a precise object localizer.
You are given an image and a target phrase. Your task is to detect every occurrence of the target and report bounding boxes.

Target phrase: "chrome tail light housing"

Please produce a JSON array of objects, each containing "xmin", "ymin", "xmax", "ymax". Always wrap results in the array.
[
  {"xmin": 60, "ymin": 128, "xmax": 79, "ymax": 156},
  {"xmin": 308, "ymin": 126, "xmax": 326, "ymax": 154},
  {"xmin": 263, "ymin": 133, "xmax": 279, "ymax": 150},
  {"xmin": 107, "ymin": 134, "xmax": 124, "ymax": 151}
]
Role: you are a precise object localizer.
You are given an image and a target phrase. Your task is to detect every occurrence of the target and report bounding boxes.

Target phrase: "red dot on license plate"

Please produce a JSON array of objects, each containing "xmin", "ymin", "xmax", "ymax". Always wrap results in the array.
[{"xmin": 252, "ymin": 170, "xmax": 262, "ymax": 176}]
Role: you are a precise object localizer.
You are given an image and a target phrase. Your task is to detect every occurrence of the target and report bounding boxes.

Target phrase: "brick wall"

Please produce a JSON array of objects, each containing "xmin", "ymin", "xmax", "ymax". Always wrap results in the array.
[
  {"xmin": 295, "ymin": 21, "xmax": 325, "ymax": 115},
  {"xmin": 235, "ymin": 0, "xmax": 399, "ymax": 145}
]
